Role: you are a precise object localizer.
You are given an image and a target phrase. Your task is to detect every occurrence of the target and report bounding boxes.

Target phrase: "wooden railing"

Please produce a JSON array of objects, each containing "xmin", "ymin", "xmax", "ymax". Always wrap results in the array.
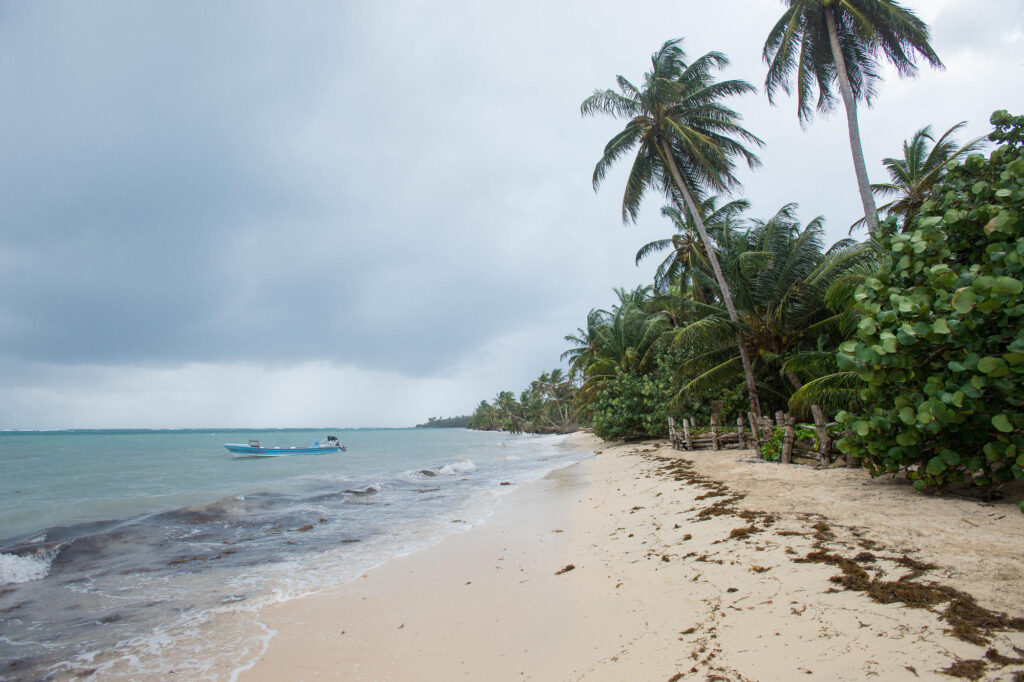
[{"xmin": 668, "ymin": 407, "xmax": 855, "ymax": 467}]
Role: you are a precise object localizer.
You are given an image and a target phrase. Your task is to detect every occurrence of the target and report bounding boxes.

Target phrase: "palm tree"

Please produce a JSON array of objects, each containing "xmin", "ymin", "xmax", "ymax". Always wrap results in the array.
[
  {"xmin": 562, "ymin": 287, "xmax": 667, "ymax": 409},
  {"xmin": 763, "ymin": 0, "xmax": 943, "ymax": 234},
  {"xmin": 636, "ymin": 197, "xmax": 750, "ymax": 295},
  {"xmin": 865, "ymin": 121, "xmax": 985, "ymax": 227},
  {"xmin": 582, "ymin": 38, "xmax": 766, "ymax": 417},
  {"xmin": 666, "ymin": 204, "xmax": 872, "ymax": 414}
]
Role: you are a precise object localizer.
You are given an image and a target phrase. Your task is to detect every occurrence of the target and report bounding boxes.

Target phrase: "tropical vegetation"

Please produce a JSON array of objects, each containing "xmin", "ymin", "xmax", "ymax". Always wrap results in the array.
[{"xmin": 461, "ymin": 12, "xmax": 1021, "ymax": 508}]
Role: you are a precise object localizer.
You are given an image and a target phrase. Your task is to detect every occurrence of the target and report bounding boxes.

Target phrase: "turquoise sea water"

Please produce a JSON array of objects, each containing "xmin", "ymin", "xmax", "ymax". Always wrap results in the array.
[{"xmin": 0, "ymin": 428, "xmax": 589, "ymax": 680}]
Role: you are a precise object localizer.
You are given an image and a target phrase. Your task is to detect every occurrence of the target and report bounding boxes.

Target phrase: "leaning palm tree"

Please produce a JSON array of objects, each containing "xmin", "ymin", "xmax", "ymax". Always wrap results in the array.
[
  {"xmin": 582, "ymin": 38, "xmax": 766, "ymax": 417},
  {"xmin": 763, "ymin": 0, "xmax": 943, "ymax": 234}
]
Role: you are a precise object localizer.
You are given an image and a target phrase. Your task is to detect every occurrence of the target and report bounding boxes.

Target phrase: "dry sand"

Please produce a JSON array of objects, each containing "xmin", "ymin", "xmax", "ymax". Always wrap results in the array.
[{"xmin": 239, "ymin": 434, "xmax": 1024, "ymax": 681}]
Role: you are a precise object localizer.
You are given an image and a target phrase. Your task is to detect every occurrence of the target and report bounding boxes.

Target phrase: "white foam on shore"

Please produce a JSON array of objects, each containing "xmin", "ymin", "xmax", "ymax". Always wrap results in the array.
[
  {"xmin": 0, "ymin": 551, "xmax": 52, "ymax": 585},
  {"xmin": 438, "ymin": 459, "xmax": 476, "ymax": 475}
]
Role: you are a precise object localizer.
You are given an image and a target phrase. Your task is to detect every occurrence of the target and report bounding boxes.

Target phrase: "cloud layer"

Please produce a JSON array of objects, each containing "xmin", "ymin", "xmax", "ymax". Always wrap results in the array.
[{"xmin": 0, "ymin": 0, "xmax": 1021, "ymax": 427}]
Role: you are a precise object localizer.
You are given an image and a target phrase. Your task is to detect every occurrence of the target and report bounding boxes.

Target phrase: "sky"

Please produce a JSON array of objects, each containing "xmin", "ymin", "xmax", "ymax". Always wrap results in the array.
[{"xmin": 0, "ymin": 0, "xmax": 1021, "ymax": 429}]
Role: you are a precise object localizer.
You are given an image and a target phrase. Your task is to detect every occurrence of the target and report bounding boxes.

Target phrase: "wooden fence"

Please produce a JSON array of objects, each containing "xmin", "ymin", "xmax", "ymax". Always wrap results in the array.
[{"xmin": 667, "ymin": 406, "xmax": 855, "ymax": 468}]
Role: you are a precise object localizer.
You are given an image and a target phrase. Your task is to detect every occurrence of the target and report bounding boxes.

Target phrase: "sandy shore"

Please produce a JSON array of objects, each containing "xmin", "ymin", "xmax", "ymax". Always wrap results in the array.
[{"xmin": 239, "ymin": 434, "xmax": 1024, "ymax": 681}]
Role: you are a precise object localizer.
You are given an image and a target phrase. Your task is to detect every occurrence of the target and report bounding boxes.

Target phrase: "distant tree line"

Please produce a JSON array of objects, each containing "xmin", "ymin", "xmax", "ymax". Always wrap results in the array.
[{"xmin": 415, "ymin": 415, "xmax": 472, "ymax": 429}]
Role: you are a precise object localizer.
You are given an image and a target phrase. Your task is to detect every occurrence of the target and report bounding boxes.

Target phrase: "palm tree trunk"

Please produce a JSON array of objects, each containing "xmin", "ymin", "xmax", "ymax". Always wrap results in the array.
[
  {"xmin": 825, "ymin": 8, "xmax": 880, "ymax": 235},
  {"xmin": 660, "ymin": 141, "xmax": 763, "ymax": 419}
]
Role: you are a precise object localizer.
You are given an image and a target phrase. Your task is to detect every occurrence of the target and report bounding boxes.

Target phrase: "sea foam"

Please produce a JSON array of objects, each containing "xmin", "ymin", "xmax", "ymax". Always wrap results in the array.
[
  {"xmin": 438, "ymin": 459, "xmax": 476, "ymax": 475},
  {"xmin": 0, "ymin": 551, "xmax": 53, "ymax": 585}
]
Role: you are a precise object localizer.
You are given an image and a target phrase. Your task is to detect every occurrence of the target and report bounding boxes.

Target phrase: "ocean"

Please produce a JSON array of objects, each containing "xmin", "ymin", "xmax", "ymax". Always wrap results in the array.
[{"xmin": 0, "ymin": 428, "xmax": 590, "ymax": 680}]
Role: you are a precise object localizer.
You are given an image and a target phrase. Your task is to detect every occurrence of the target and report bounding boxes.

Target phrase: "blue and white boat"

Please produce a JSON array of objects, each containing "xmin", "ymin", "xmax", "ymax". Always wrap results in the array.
[{"xmin": 225, "ymin": 437, "xmax": 347, "ymax": 457}]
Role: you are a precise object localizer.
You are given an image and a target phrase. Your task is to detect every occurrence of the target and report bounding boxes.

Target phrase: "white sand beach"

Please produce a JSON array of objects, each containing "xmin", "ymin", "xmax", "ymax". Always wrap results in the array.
[{"xmin": 238, "ymin": 433, "xmax": 1024, "ymax": 681}]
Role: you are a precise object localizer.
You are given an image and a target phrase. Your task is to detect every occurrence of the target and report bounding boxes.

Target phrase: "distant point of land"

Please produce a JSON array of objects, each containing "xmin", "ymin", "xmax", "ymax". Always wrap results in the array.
[{"xmin": 415, "ymin": 415, "xmax": 471, "ymax": 429}]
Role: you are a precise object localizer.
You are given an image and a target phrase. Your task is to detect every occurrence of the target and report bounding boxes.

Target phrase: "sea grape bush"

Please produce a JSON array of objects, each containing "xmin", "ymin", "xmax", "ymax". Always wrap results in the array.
[
  {"xmin": 590, "ymin": 347, "xmax": 746, "ymax": 441},
  {"xmin": 590, "ymin": 368, "xmax": 671, "ymax": 441},
  {"xmin": 836, "ymin": 111, "xmax": 1024, "ymax": 502}
]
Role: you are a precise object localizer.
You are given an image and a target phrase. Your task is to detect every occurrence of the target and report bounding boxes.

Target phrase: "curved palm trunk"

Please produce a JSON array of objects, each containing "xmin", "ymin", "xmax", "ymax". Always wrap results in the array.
[
  {"xmin": 825, "ymin": 8, "xmax": 881, "ymax": 235},
  {"xmin": 660, "ymin": 141, "xmax": 764, "ymax": 419}
]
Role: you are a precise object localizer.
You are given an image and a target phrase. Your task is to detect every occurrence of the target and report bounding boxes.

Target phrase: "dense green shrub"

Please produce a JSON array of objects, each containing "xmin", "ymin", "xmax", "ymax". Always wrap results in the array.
[
  {"xmin": 589, "ymin": 346, "xmax": 746, "ymax": 441},
  {"xmin": 836, "ymin": 111, "xmax": 1024, "ymax": 503},
  {"xmin": 590, "ymin": 368, "xmax": 671, "ymax": 441}
]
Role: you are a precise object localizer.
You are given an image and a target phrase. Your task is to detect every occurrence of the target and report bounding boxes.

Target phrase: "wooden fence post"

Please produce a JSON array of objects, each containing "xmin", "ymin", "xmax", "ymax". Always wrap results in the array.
[
  {"xmin": 811, "ymin": 405, "xmax": 831, "ymax": 466},
  {"xmin": 682, "ymin": 418, "xmax": 693, "ymax": 450},
  {"xmin": 736, "ymin": 415, "xmax": 746, "ymax": 449},
  {"xmin": 847, "ymin": 429, "xmax": 861, "ymax": 468},
  {"xmin": 710, "ymin": 413, "xmax": 719, "ymax": 451},
  {"xmin": 748, "ymin": 412, "xmax": 762, "ymax": 458},
  {"xmin": 775, "ymin": 411, "xmax": 786, "ymax": 428},
  {"xmin": 781, "ymin": 416, "xmax": 796, "ymax": 464}
]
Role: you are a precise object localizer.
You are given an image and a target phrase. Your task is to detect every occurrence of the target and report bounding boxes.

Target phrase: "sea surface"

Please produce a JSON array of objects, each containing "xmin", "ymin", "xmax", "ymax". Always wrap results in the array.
[{"xmin": 0, "ymin": 428, "xmax": 590, "ymax": 680}]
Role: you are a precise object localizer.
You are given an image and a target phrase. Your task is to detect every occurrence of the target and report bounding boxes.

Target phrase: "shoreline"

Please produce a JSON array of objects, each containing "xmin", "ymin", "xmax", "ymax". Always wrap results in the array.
[{"xmin": 236, "ymin": 434, "xmax": 1024, "ymax": 681}]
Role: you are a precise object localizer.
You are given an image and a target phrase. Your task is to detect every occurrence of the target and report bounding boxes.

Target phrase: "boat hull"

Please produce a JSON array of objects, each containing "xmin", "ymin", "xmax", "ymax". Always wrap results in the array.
[{"xmin": 224, "ymin": 444, "xmax": 343, "ymax": 457}]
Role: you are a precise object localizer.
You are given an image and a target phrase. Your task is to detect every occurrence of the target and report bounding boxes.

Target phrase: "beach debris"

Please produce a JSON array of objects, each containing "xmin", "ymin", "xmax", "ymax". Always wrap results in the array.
[
  {"xmin": 555, "ymin": 564, "xmax": 575, "ymax": 575},
  {"xmin": 499, "ymin": 481, "xmax": 511, "ymax": 485},
  {"xmin": 412, "ymin": 487, "xmax": 440, "ymax": 493},
  {"xmin": 942, "ymin": 659, "xmax": 987, "ymax": 680}
]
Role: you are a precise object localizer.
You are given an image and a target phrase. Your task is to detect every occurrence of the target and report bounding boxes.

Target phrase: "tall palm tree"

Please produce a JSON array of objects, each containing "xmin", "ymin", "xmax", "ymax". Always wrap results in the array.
[
  {"xmin": 763, "ymin": 0, "xmax": 943, "ymax": 234},
  {"xmin": 636, "ymin": 197, "xmax": 750, "ymax": 295},
  {"xmin": 582, "ymin": 38, "xmax": 766, "ymax": 417}
]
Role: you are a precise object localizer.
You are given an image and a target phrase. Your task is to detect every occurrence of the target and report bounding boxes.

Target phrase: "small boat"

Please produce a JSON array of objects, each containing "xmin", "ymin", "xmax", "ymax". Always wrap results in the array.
[{"xmin": 225, "ymin": 438, "xmax": 347, "ymax": 457}]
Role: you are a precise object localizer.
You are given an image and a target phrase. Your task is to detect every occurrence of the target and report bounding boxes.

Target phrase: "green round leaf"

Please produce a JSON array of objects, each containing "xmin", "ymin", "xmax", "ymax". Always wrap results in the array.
[
  {"xmin": 993, "ymin": 276, "xmax": 1023, "ymax": 295},
  {"xmin": 978, "ymin": 357, "xmax": 1004, "ymax": 374},
  {"xmin": 992, "ymin": 414, "xmax": 1013, "ymax": 433}
]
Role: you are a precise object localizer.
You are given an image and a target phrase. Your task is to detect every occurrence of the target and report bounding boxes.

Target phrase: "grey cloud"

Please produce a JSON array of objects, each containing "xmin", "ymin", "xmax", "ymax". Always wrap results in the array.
[{"xmin": 0, "ymin": 0, "xmax": 1019, "ymax": 426}]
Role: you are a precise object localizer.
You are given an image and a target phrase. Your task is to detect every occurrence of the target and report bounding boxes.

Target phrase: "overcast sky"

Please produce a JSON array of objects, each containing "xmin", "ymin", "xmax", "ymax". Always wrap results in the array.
[{"xmin": 0, "ymin": 0, "xmax": 1021, "ymax": 429}]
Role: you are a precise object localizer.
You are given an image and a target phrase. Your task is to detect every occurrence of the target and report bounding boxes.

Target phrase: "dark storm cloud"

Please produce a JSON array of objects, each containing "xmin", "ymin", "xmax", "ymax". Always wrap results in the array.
[{"xmin": 0, "ymin": 0, "xmax": 579, "ymax": 374}]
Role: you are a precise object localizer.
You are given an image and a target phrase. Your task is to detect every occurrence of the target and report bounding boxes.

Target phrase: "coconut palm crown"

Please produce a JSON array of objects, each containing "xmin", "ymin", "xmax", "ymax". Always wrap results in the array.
[
  {"xmin": 871, "ymin": 121, "xmax": 986, "ymax": 223},
  {"xmin": 763, "ymin": 0, "xmax": 943, "ymax": 234},
  {"xmin": 636, "ymin": 197, "xmax": 750, "ymax": 295},
  {"xmin": 583, "ymin": 39, "xmax": 762, "ymax": 223}
]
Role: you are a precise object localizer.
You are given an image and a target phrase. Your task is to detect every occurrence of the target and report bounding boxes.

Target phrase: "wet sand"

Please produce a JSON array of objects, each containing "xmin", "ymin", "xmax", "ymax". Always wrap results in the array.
[{"xmin": 238, "ymin": 434, "xmax": 1024, "ymax": 681}]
